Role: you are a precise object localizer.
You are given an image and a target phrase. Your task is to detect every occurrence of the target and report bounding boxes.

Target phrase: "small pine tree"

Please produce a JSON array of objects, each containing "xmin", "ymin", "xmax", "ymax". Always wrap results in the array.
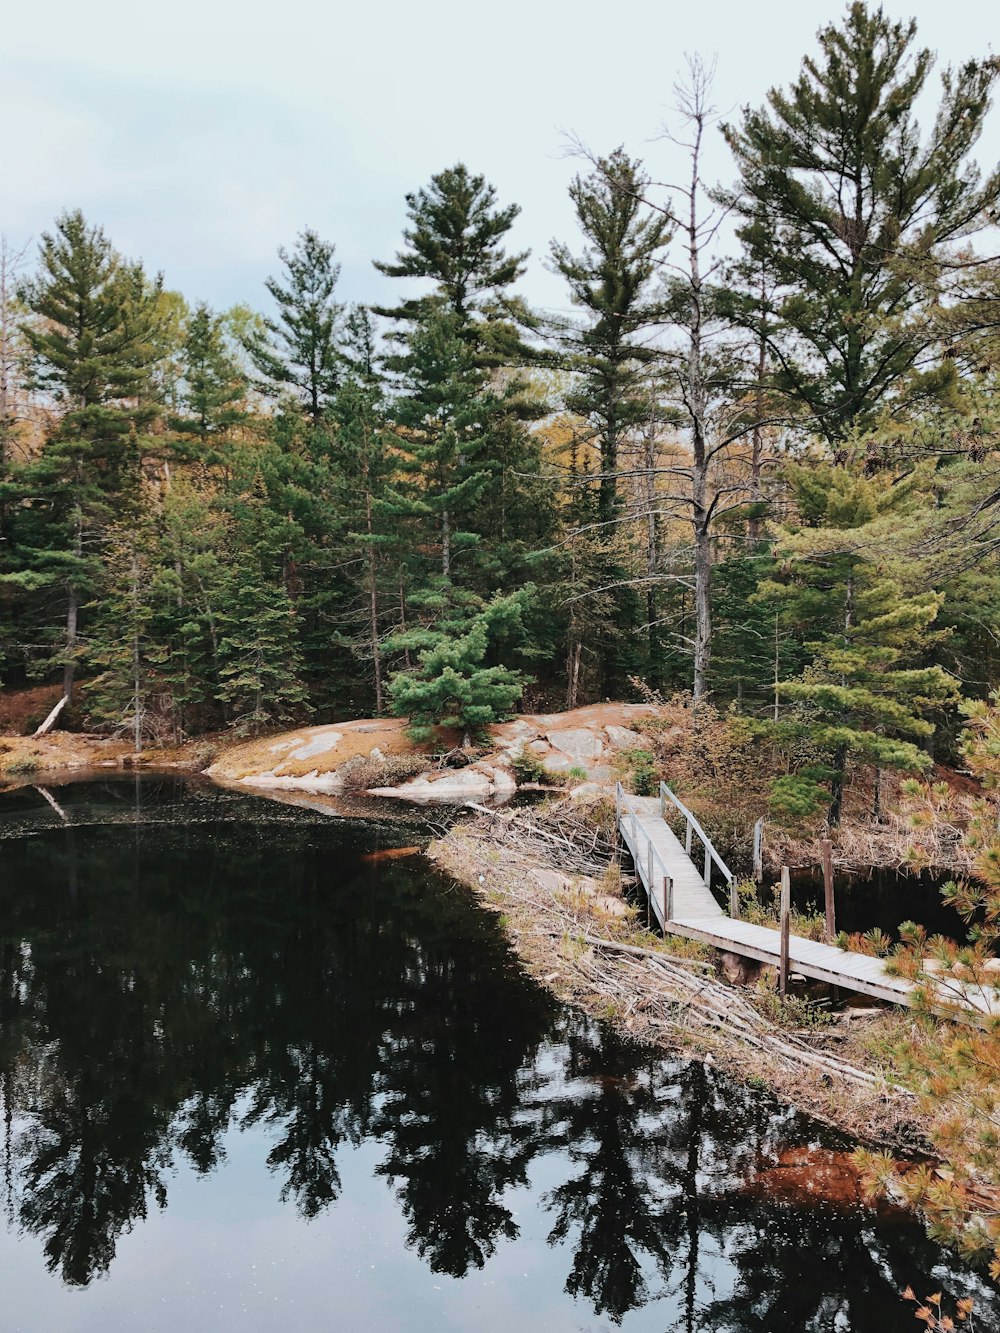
[{"xmin": 388, "ymin": 586, "xmax": 535, "ymax": 746}]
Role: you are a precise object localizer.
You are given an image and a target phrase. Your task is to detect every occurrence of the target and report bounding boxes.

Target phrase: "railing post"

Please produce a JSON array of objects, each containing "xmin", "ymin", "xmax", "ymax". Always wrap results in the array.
[
  {"xmin": 728, "ymin": 878, "xmax": 739, "ymax": 919},
  {"xmin": 660, "ymin": 783, "xmax": 666, "ymax": 819},
  {"xmin": 703, "ymin": 841, "xmax": 711, "ymax": 886},
  {"xmin": 685, "ymin": 820, "xmax": 693, "ymax": 855},
  {"xmin": 779, "ymin": 866, "xmax": 791, "ymax": 996},
  {"xmin": 647, "ymin": 842, "xmax": 653, "ymax": 895},
  {"xmin": 665, "ymin": 875, "xmax": 673, "ymax": 924}
]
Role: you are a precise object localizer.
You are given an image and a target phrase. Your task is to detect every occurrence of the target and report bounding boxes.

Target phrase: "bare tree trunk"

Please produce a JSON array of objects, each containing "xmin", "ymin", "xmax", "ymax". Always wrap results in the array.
[
  {"xmin": 683, "ymin": 89, "xmax": 712, "ymax": 703},
  {"xmin": 399, "ymin": 581, "xmax": 412, "ymax": 671},
  {"xmin": 366, "ymin": 503, "xmax": 383, "ymax": 716},
  {"xmin": 63, "ymin": 509, "xmax": 83, "ymax": 704},
  {"xmin": 566, "ymin": 638, "xmax": 582, "ymax": 710},
  {"xmin": 131, "ymin": 550, "xmax": 142, "ymax": 753},
  {"xmin": 643, "ymin": 420, "xmax": 661, "ymax": 688},
  {"xmin": 747, "ymin": 269, "xmax": 769, "ymax": 544}
]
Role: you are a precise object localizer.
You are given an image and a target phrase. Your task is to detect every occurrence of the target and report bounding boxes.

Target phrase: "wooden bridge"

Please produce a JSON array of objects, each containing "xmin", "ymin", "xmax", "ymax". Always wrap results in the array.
[{"xmin": 615, "ymin": 781, "xmax": 998, "ymax": 1017}]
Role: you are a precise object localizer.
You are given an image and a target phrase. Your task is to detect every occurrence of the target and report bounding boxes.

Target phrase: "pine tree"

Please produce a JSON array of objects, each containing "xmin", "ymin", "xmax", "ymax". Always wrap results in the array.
[
  {"xmin": 15, "ymin": 210, "xmax": 163, "ymax": 701},
  {"xmin": 217, "ymin": 475, "xmax": 310, "ymax": 731},
  {"xmin": 551, "ymin": 150, "xmax": 671, "ymax": 696},
  {"xmin": 551, "ymin": 149, "xmax": 671, "ymax": 532},
  {"xmin": 328, "ymin": 331, "xmax": 400, "ymax": 715},
  {"xmin": 391, "ymin": 307, "xmax": 497, "ymax": 583},
  {"xmin": 722, "ymin": 2, "xmax": 1000, "ymax": 439},
  {"xmin": 388, "ymin": 586, "xmax": 535, "ymax": 746},
  {"xmin": 374, "ymin": 163, "xmax": 531, "ymax": 365},
  {"xmin": 757, "ymin": 463, "xmax": 959, "ymax": 822},
  {"xmin": 171, "ymin": 302, "xmax": 245, "ymax": 450},
  {"xmin": 246, "ymin": 229, "xmax": 343, "ymax": 424}
]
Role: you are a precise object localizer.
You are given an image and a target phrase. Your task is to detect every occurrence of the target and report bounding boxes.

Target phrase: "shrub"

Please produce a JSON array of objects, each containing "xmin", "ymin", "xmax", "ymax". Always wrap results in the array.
[
  {"xmin": 628, "ymin": 749, "xmax": 658, "ymax": 796},
  {"xmin": 510, "ymin": 746, "xmax": 548, "ymax": 785},
  {"xmin": 337, "ymin": 753, "xmax": 430, "ymax": 791},
  {"xmin": 0, "ymin": 752, "xmax": 40, "ymax": 777}
]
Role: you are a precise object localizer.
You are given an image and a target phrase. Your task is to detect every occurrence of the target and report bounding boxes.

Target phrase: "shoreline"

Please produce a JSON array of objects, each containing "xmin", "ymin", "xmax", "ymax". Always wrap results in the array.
[{"xmin": 428, "ymin": 804, "xmax": 932, "ymax": 1160}]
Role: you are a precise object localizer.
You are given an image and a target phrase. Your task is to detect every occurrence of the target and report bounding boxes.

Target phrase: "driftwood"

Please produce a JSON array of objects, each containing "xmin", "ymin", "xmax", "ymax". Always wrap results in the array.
[{"xmin": 33, "ymin": 695, "xmax": 68, "ymax": 737}]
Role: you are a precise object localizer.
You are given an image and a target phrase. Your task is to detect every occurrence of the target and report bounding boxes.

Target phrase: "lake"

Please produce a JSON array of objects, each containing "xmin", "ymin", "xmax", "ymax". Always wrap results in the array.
[{"xmin": 0, "ymin": 776, "xmax": 997, "ymax": 1331}]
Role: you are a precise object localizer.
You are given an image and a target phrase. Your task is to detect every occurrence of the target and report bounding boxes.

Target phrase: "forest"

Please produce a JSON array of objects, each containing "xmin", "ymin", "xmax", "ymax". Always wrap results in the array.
[{"xmin": 2, "ymin": 2, "xmax": 1000, "ymax": 828}]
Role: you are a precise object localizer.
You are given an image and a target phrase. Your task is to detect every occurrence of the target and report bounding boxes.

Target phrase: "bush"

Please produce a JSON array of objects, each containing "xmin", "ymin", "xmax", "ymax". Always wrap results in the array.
[
  {"xmin": 337, "ymin": 753, "xmax": 430, "ymax": 791},
  {"xmin": 628, "ymin": 749, "xmax": 658, "ymax": 796},
  {"xmin": 0, "ymin": 752, "xmax": 40, "ymax": 777},
  {"xmin": 510, "ymin": 746, "xmax": 548, "ymax": 785}
]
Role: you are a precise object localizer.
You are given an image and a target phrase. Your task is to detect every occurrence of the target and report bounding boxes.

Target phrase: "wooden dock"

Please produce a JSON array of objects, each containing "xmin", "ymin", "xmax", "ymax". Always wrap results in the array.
[{"xmin": 616, "ymin": 783, "xmax": 998, "ymax": 1018}]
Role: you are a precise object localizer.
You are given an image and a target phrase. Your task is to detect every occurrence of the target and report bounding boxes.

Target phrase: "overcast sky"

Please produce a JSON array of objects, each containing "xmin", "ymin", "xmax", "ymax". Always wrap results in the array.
[{"xmin": 4, "ymin": 0, "xmax": 998, "ymax": 319}]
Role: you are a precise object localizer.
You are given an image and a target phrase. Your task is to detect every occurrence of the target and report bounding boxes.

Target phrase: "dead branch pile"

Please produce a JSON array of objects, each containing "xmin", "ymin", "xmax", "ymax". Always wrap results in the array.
[
  {"xmin": 768, "ymin": 809, "xmax": 974, "ymax": 878},
  {"xmin": 463, "ymin": 799, "xmax": 619, "ymax": 878}
]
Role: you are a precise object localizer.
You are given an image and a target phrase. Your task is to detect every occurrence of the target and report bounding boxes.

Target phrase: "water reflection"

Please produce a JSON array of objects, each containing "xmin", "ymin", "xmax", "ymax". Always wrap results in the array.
[{"xmin": 0, "ymin": 778, "xmax": 997, "ymax": 1330}]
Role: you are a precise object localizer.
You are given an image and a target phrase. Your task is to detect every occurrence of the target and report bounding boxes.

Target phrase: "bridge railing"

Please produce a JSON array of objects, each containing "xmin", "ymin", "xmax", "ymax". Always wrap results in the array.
[
  {"xmin": 615, "ymin": 782, "xmax": 674, "ymax": 927},
  {"xmin": 659, "ymin": 780, "xmax": 735, "ymax": 892}
]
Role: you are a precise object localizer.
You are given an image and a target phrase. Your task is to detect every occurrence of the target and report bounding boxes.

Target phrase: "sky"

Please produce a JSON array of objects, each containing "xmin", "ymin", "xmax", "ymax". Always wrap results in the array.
[{"xmin": 3, "ymin": 0, "xmax": 999, "ymax": 320}]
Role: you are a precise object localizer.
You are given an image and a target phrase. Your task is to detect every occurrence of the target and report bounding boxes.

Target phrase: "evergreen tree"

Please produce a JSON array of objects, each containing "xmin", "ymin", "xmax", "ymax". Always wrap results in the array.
[
  {"xmin": 15, "ymin": 210, "xmax": 163, "ymax": 701},
  {"xmin": 375, "ymin": 163, "xmax": 533, "ymax": 366},
  {"xmin": 551, "ymin": 150, "xmax": 670, "ymax": 532},
  {"xmin": 550, "ymin": 150, "xmax": 671, "ymax": 695},
  {"xmin": 247, "ymin": 229, "xmax": 343, "ymax": 424},
  {"xmin": 328, "ymin": 331, "xmax": 401, "ymax": 715},
  {"xmin": 722, "ymin": 2, "xmax": 1000, "ymax": 439},
  {"xmin": 391, "ymin": 307, "xmax": 498, "ymax": 583},
  {"xmin": 171, "ymin": 302, "xmax": 245, "ymax": 450},
  {"xmin": 216, "ymin": 475, "xmax": 310, "ymax": 731},
  {"xmin": 388, "ymin": 586, "xmax": 535, "ymax": 746},
  {"xmin": 757, "ymin": 463, "xmax": 959, "ymax": 822}
]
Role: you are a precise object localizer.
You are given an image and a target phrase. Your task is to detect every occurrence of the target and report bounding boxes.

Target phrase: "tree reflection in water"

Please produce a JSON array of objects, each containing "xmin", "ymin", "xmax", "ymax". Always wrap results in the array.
[{"xmin": 0, "ymin": 778, "xmax": 997, "ymax": 1330}]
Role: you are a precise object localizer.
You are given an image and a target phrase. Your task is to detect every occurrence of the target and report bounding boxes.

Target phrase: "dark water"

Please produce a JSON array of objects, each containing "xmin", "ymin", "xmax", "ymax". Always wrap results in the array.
[
  {"xmin": 0, "ymin": 779, "xmax": 998, "ymax": 1332},
  {"xmin": 790, "ymin": 868, "xmax": 965, "ymax": 941}
]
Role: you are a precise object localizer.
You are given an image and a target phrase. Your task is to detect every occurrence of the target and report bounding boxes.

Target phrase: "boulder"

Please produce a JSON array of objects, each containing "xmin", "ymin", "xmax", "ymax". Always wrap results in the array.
[
  {"xmin": 545, "ymin": 727, "xmax": 605, "ymax": 761},
  {"xmin": 604, "ymin": 725, "xmax": 648, "ymax": 752},
  {"xmin": 371, "ymin": 764, "xmax": 516, "ymax": 804}
]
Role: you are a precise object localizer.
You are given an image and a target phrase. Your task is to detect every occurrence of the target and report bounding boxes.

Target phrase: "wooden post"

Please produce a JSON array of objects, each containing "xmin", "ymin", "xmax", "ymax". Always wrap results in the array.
[
  {"xmin": 821, "ymin": 838, "xmax": 836, "ymax": 942},
  {"xmin": 752, "ymin": 817, "xmax": 764, "ymax": 885},
  {"xmin": 665, "ymin": 875, "xmax": 673, "ymax": 923},
  {"xmin": 779, "ymin": 866, "xmax": 791, "ymax": 996},
  {"xmin": 685, "ymin": 820, "xmax": 693, "ymax": 854},
  {"xmin": 728, "ymin": 878, "xmax": 739, "ymax": 919},
  {"xmin": 647, "ymin": 843, "xmax": 654, "ymax": 902},
  {"xmin": 703, "ymin": 842, "xmax": 711, "ymax": 886}
]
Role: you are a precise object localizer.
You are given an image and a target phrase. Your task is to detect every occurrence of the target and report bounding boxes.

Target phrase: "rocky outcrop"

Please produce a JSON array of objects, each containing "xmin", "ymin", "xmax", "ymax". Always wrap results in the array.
[{"xmin": 207, "ymin": 703, "xmax": 657, "ymax": 804}]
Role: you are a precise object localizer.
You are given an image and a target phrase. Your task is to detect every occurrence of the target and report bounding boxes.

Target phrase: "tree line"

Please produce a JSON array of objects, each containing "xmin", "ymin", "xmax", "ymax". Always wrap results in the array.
[{"xmin": 2, "ymin": 2, "xmax": 1000, "ymax": 819}]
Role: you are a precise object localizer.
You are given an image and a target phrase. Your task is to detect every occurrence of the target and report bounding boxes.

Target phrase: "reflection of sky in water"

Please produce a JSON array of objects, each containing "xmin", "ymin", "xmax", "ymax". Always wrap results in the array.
[{"xmin": 0, "ymin": 778, "xmax": 998, "ymax": 1332}]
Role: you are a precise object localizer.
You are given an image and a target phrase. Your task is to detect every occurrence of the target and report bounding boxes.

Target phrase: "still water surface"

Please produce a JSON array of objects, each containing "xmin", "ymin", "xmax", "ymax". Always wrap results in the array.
[{"xmin": 0, "ymin": 777, "xmax": 998, "ymax": 1332}]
